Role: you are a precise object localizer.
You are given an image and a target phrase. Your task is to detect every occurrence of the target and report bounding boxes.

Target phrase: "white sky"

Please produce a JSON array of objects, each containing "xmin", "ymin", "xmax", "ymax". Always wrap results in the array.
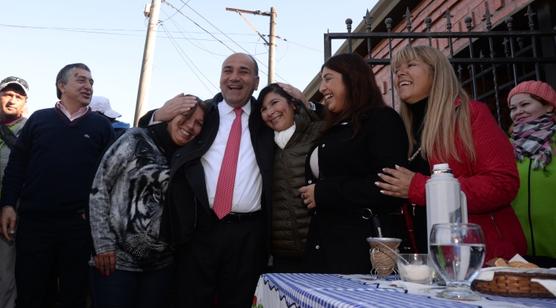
[{"xmin": 1, "ymin": 0, "xmax": 378, "ymax": 124}]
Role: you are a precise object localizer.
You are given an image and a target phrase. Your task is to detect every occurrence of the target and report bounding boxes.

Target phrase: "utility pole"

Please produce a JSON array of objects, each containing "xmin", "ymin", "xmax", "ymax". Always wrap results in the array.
[
  {"xmin": 226, "ymin": 7, "xmax": 277, "ymax": 84},
  {"xmin": 134, "ymin": 0, "xmax": 161, "ymax": 127},
  {"xmin": 268, "ymin": 7, "xmax": 276, "ymax": 84}
]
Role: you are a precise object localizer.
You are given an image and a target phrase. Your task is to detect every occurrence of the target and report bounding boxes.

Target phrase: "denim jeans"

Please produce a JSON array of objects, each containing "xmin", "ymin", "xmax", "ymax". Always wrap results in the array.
[{"xmin": 90, "ymin": 265, "xmax": 174, "ymax": 308}]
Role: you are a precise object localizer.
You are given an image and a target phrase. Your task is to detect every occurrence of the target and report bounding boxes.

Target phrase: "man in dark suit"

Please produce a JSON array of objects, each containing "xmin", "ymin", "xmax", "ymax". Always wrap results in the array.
[{"xmin": 144, "ymin": 53, "xmax": 273, "ymax": 307}]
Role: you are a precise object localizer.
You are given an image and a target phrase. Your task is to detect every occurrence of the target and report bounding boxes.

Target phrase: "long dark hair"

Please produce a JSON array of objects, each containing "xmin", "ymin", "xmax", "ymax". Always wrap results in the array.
[
  {"xmin": 257, "ymin": 83, "xmax": 305, "ymax": 109},
  {"xmin": 321, "ymin": 53, "xmax": 385, "ymax": 136}
]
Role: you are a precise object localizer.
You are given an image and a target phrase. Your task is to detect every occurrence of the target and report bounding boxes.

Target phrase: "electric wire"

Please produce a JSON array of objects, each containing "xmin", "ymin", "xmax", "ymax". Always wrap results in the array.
[
  {"xmin": 160, "ymin": 23, "xmax": 219, "ymax": 93},
  {"xmin": 161, "ymin": 8, "xmax": 229, "ymax": 57},
  {"xmin": 0, "ymin": 23, "xmax": 142, "ymax": 37},
  {"xmin": 163, "ymin": 1, "xmax": 236, "ymax": 53},
  {"xmin": 172, "ymin": 0, "xmax": 289, "ymax": 82},
  {"xmin": 178, "ymin": 0, "xmax": 257, "ymax": 54},
  {"xmin": 161, "ymin": 0, "xmax": 190, "ymax": 22}
]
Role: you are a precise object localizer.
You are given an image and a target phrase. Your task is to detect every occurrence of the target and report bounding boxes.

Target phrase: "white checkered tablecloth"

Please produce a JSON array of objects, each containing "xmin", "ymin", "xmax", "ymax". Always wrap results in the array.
[{"xmin": 254, "ymin": 273, "xmax": 556, "ymax": 308}]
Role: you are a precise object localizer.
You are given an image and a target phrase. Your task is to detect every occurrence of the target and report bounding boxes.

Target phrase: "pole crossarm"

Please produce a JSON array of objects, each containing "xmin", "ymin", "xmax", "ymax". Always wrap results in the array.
[
  {"xmin": 226, "ymin": 6, "xmax": 276, "ymax": 84},
  {"xmin": 225, "ymin": 7, "xmax": 271, "ymax": 17}
]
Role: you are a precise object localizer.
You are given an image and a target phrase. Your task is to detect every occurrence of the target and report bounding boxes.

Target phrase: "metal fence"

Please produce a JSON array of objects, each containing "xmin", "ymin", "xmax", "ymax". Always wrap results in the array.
[{"xmin": 323, "ymin": 4, "xmax": 556, "ymax": 131}]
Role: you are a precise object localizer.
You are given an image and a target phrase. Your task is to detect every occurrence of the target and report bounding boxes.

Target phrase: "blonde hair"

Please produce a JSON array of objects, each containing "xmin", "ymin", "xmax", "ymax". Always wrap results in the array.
[{"xmin": 392, "ymin": 45, "xmax": 476, "ymax": 162}]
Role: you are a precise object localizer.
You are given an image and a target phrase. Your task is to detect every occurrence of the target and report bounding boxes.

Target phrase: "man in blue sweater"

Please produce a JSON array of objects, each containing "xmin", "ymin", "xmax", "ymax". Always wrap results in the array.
[{"xmin": 0, "ymin": 63, "xmax": 114, "ymax": 308}]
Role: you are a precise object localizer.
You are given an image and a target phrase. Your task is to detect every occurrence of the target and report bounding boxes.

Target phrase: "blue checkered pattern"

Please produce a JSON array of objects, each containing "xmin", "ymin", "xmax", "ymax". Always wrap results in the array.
[{"xmin": 260, "ymin": 273, "xmax": 478, "ymax": 308}]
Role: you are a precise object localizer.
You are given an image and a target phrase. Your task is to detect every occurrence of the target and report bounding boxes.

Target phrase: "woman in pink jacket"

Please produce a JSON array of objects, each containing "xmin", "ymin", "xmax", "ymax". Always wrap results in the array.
[{"xmin": 375, "ymin": 45, "xmax": 526, "ymax": 261}]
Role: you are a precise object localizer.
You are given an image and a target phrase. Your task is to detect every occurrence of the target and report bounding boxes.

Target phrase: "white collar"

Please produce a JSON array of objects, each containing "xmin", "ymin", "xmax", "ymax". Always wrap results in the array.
[
  {"xmin": 220, "ymin": 99, "xmax": 251, "ymax": 116},
  {"xmin": 274, "ymin": 123, "xmax": 296, "ymax": 149}
]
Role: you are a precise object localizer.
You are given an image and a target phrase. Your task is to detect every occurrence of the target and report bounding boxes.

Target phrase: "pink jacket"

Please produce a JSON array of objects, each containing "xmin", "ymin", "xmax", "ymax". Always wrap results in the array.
[{"xmin": 409, "ymin": 101, "xmax": 526, "ymax": 261}]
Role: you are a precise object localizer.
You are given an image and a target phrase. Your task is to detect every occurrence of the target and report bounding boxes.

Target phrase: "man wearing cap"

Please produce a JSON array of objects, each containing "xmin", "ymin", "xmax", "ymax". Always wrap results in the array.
[
  {"xmin": 90, "ymin": 96, "xmax": 130, "ymax": 137},
  {"xmin": 0, "ymin": 64, "xmax": 114, "ymax": 308},
  {"xmin": 0, "ymin": 76, "xmax": 29, "ymax": 308}
]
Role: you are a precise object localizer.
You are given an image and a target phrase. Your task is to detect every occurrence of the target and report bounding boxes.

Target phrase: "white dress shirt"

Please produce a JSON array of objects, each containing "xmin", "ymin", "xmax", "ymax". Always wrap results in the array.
[
  {"xmin": 56, "ymin": 101, "xmax": 90, "ymax": 121},
  {"xmin": 201, "ymin": 99, "xmax": 262, "ymax": 213}
]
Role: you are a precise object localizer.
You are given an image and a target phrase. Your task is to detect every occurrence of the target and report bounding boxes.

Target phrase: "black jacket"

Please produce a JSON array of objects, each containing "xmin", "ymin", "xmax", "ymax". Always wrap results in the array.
[
  {"xmin": 141, "ymin": 94, "xmax": 274, "ymax": 250},
  {"xmin": 304, "ymin": 106, "xmax": 409, "ymax": 274}
]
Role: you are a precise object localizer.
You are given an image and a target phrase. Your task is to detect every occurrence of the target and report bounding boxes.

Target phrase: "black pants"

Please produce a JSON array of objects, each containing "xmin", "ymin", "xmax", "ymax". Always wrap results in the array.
[
  {"xmin": 15, "ymin": 215, "xmax": 91, "ymax": 308},
  {"xmin": 175, "ymin": 212, "xmax": 265, "ymax": 308},
  {"xmin": 90, "ymin": 266, "xmax": 174, "ymax": 308}
]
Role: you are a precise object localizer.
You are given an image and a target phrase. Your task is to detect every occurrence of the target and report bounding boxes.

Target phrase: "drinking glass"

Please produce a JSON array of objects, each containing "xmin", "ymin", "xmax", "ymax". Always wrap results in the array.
[{"xmin": 429, "ymin": 223, "xmax": 485, "ymax": 301}]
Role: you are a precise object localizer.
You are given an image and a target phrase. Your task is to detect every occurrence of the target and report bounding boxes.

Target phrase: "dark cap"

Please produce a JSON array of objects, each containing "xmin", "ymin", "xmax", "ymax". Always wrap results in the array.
[{"xmin": 0, "ymin": 76, "xmax": 29, "ymax": 96}]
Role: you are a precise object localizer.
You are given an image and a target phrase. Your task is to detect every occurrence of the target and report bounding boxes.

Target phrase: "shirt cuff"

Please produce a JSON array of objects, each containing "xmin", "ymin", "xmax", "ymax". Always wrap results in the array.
[{"xmin": 149, "ymin": 111, "xmax": 162, "ymax": 125}]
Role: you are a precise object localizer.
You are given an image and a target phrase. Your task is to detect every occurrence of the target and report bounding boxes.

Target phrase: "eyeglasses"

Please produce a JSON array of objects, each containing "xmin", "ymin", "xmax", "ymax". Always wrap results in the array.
[{"xmin": 0, "ymin": 76, "xmax": 29, "ymax": 90}]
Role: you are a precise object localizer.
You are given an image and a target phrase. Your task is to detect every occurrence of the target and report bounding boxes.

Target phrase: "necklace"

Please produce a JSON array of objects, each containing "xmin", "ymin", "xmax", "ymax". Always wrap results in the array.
[{"xmin": 408, "ymin": 147, "xmax": 422, "ymax": 162}]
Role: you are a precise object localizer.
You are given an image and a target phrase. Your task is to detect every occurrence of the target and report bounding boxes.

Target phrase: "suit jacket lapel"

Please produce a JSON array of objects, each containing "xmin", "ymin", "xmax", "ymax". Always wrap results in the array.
[{"xmin": 184, "ymin": 162, "xmax": 210, "ymax": 211}]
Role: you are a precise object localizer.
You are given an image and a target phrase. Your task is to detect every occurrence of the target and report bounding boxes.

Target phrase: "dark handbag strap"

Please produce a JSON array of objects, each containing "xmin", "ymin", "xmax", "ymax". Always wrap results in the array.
[{"xmin": 0, "ymin": 124, "xmax": 18, "ymax": 150}]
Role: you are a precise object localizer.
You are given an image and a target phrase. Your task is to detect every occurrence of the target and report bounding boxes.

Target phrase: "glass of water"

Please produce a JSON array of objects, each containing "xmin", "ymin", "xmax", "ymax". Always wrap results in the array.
[{"xmin": 429, "ymin": 223, "xmax": 485, "ymax": 301}]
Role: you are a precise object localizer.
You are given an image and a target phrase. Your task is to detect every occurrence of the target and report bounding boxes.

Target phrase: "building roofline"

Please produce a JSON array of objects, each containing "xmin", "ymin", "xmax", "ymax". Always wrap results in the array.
[{"xmin": 303, "ymin": 0, "xmax": 403, "ymax": 101}]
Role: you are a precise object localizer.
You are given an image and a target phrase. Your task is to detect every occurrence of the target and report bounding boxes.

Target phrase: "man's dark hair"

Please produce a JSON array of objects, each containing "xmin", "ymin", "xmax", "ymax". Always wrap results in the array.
[
  {"xmin": 55, "ymin": 63, "xmax": 91, "ymax": 99},
  {"xmin": 247, "ymin": 54, "xmax": 259, "ymax": 77}
]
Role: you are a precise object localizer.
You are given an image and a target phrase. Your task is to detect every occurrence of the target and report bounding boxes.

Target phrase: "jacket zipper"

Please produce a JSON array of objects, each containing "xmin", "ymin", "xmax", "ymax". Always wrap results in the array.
[{"xmin": 490, "ymin": 214, "xmax": 502, "ymax": 239}]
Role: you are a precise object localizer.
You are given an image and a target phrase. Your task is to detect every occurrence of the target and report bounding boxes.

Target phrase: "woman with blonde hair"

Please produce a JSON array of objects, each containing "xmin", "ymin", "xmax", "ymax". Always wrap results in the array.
[{"xmin": 376, "ymin": 45, "xmax": 526, "ymax": 261}]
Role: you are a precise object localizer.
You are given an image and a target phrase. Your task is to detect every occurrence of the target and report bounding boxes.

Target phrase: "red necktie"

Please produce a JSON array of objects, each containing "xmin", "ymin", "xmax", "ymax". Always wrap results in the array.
[{"xmin": 213, "ymin": 107, "xmax": 243, "ymax": 219}]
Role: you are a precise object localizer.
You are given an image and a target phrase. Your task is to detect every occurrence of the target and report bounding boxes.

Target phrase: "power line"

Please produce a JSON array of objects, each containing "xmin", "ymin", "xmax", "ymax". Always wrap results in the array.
[
  {"xmin": 234, "ymin": 11, "xmax": 269, "ymax": 45},
  {"xmin": 0, "ymin": 23, "xmax": 142, "ymax": 36},
  {"xmin": 163, "ymin": 1, "xmax": 270, "ymax": 81},
  {"xmin": 268, "ymin": 35, "xmax": 322, "ymax": 53},
  {"xmin": 165, "ymin": 1, "xmax": 290, "ymax": 83},
  {"xmin": 172, "ymin": 1, "xmax": 280, "ymax": 78},
  {"xmin": 160, "ymin": 23, "xmax": 219, "ymax": 93},
  {"xmin": 163, "ymin": 1, "xmax": 236, "ymax": 53},
  {"xmin": 160, "ymin": 0, "xmax": 190, "ymax": 22},
  {"xmin": 0, "ymin": 22, "xmax": 268, "ymax": 45},
  {"xmin": 180, "ymin": 0, "xmax": 262, "ymax": 53},
  {"xmin": 0, "ymin": 22, "xmax": 261, "ymax": 37},
  {"xmin": 161, "ymin": 9, "xmax": 228, "ymax": 56}
]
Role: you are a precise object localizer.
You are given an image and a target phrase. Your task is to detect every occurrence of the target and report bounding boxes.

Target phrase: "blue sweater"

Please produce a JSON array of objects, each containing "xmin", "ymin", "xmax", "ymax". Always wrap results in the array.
[{"xmin": 0, "ymin": 108, "xmax": 114, "ymax": 217}]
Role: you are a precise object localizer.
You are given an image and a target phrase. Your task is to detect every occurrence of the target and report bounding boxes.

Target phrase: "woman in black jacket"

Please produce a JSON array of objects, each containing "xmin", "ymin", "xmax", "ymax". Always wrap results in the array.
[{"xmin": 298, "ymin": 53, "xmax": 409, "ymax": 274}]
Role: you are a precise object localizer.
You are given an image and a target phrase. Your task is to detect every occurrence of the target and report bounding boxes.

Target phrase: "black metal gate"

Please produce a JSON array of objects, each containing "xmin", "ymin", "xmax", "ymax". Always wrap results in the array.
[{"xmin": 323, "ymin": 3, "xmax": 556, "ymax": 131}]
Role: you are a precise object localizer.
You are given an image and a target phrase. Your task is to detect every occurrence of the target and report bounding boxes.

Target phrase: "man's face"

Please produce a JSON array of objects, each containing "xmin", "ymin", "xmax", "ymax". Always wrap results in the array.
[
  {"xmin": 0, "ymin": 86, "xmax": 27, "ymax": 121},
  {"xmin": 59, "ymin": 68, "xmax": 93, "ymax": 107},
  {"xmin": 220, "ymin": 53, "xmax": 259, "ymax": 108}
]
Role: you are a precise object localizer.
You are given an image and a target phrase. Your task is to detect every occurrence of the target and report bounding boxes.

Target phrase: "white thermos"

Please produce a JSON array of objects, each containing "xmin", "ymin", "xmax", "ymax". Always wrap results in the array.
[{"xmin": 425, "ymin": 163, "xmax": 468, "ymax": 246}]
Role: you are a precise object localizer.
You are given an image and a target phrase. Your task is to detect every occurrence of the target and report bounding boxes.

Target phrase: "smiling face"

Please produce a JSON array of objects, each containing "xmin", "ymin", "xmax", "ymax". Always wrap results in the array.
[
  {"xmin": 58, "ymin": 68, "xmax": 94, "ymax": 107},
  {"xmin": 0, "ymin": 86, "xmax": 27, "ymax": 121},
  {"xmin": 509, "ymin": 93, "xmax": 553, "ymax": 124},
  {"xmin": 167, "ymin": 106, "xmax": 204, "ymax": 146},
  {"xmin": 394, "ymin": 58, "xmax": 433, "ymax": 104},
  {"xmin": 220, "ymin": 53, "xmax": 259, "ymax": 108},
  {"xmin": 260, "ymin": 92, "xmax": 295, "ymax": 132},
  {"xmin": 319, "ymin": 67, "xmax": 347, "ymax": 113}
]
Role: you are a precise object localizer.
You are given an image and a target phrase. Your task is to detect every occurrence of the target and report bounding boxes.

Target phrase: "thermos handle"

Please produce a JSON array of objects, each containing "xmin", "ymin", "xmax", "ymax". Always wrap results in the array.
[{"xmin": 460, "ymin": 191, "xmax": 468, "ymax": 223}]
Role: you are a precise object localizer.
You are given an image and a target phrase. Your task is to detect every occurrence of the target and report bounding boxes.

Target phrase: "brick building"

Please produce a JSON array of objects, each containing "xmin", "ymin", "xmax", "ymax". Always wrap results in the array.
[{"xmin": 304, "ymin": 0, "xmax": 556, "ymax": 130}]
